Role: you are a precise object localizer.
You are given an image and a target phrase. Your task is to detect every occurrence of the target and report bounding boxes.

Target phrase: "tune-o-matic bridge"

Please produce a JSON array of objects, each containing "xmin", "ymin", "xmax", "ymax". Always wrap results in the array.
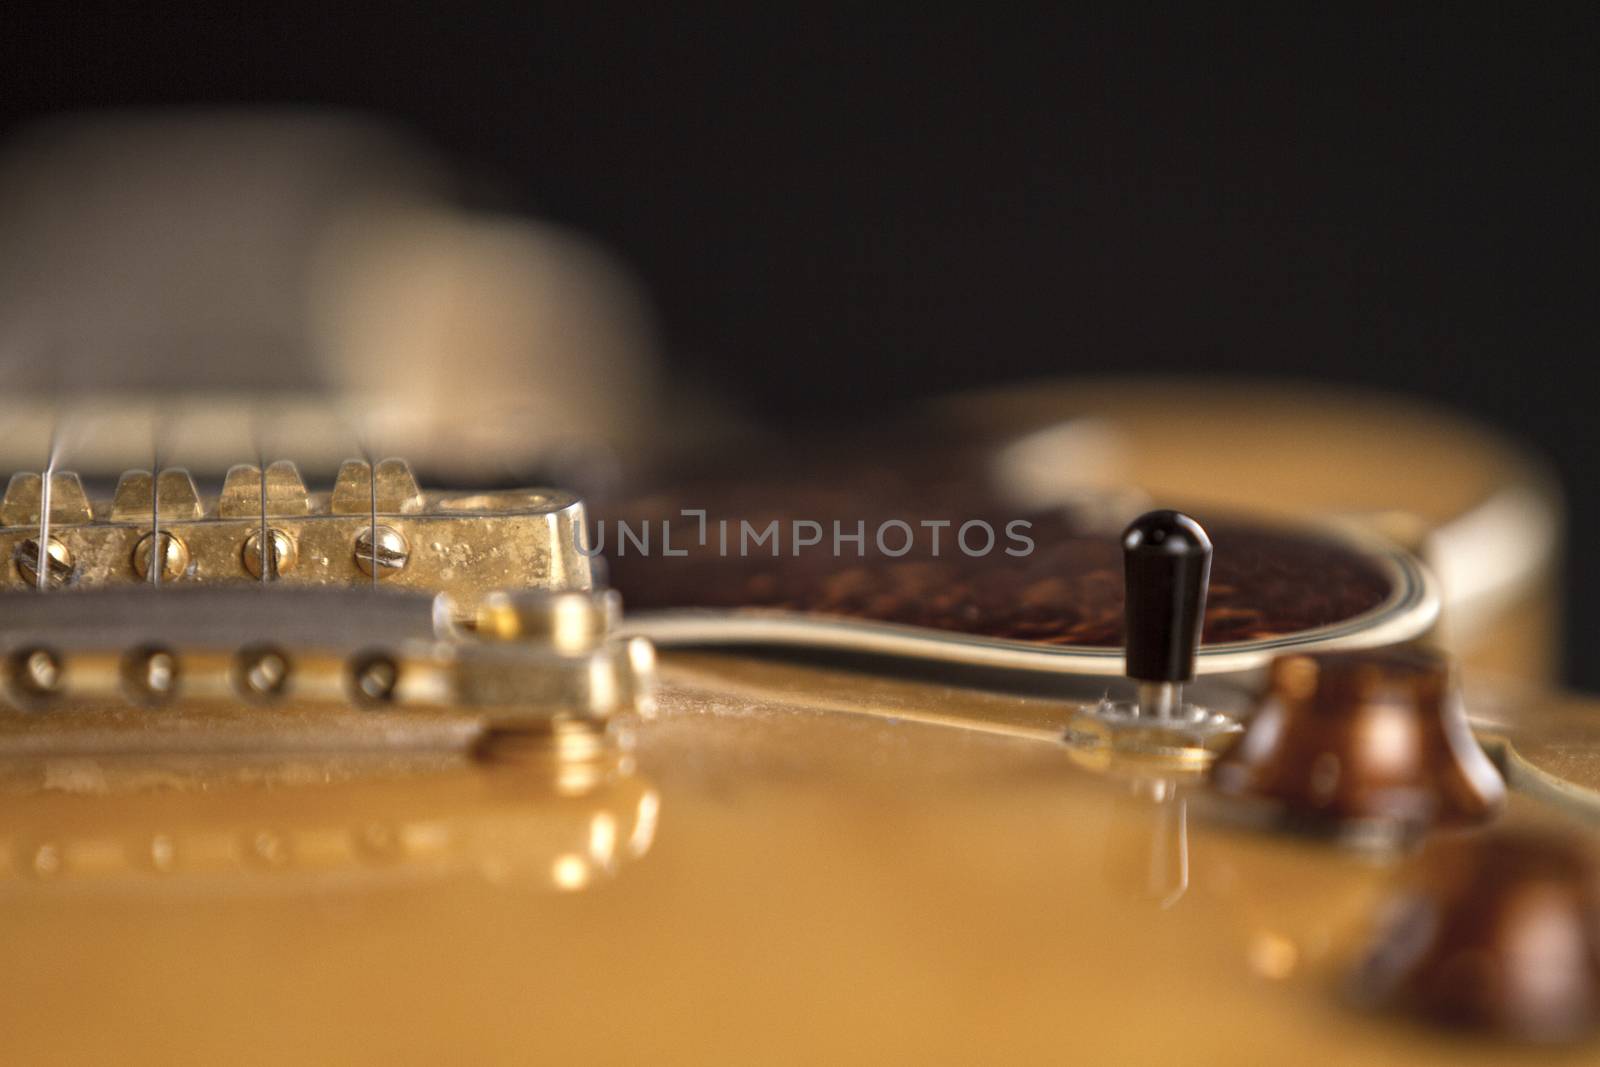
[
  {"xmin": 0, "ymin": 460, "xmax": 644, "ymax": 742},
  {"xmin": 0, "ymin": 459, "xmax": 591, "ymax": 603}
]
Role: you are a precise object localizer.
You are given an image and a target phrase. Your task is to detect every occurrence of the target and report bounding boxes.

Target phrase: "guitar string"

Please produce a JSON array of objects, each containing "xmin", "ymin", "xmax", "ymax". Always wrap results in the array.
[
  {"xmin": 367, "ymin": 445, "xmax": 378, "ymax": 590},
  {"xmin": 354, "ymin": 409, "xmax": 378, "ymax": 591},
  {"xmin": 149, "ymin": 423, "xmax": 161, "ymax": 587},
  {"xmin": 35, "ymin": 419, "xmax": 61, "ymax": 593},
  {"xmin": 254, "ymin": 413, "xmax": 269, "ymax": 585},
  {"xmin": 261, "ymin": 457, "xmax": 270, "ymax": 583}
]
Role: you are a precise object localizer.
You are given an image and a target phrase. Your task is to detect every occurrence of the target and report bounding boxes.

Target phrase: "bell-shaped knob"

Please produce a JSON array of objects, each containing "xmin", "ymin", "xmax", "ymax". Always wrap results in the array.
[
  {"xmin": 1351, "ymin": 829, "xmax": 1600, "ymax": 1043},
  {"xmin": 1209, "ymin": 646, "xmax": 1504, "ymax": 828},
  {"xmin": 1122, "ymin": 510, "xmax": 1211, "ymax": 685}
]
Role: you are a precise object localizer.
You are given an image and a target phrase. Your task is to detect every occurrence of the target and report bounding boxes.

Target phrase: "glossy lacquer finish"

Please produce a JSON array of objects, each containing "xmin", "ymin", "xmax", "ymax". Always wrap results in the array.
[{"xmin": 0, "ymin": 653, "xmax": 1595, "ymax": 1065}]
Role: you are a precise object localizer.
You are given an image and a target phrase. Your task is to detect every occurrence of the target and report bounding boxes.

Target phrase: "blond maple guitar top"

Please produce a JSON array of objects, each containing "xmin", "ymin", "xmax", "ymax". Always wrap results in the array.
[{"xmin": 0, "ymin": 653, "xmax": 1594, "ymax": 1065}]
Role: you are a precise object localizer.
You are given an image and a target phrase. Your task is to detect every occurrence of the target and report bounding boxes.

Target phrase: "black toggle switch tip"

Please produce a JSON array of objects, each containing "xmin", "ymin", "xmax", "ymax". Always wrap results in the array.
[{"xmin": 1122, "ymin": 510, "xmax": 1212, "ymax": 684}]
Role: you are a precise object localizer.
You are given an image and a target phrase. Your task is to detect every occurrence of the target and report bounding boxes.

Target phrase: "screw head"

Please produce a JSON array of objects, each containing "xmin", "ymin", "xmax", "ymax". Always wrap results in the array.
[
  {"xmin": 242, "ymin": 528, "xmax": 298, "ymax": 579},
  {"xmin": 7, "ymin": 646, "xmax": 63, "ymax": 705},
  {"xmin": 354, "ymin": 525, "xmax": 409, "ymax": 578},
  {"xmin": 15, "ymin": 537, "xmax": 73, "ymax": 587},
  {"xmin": 121, "ymin": 646, "xmax": 179, "ymax": 705},
  {"xmin": 349, "ymin": 651, "xmax": 400, "ymax": 705},
  {"xmin": 234, "ymin": 645, "xmax": 291, "ymax": 700},
  {"xmin": 132, "ymin": 531, "xmax": 190, "ymax": 581}
]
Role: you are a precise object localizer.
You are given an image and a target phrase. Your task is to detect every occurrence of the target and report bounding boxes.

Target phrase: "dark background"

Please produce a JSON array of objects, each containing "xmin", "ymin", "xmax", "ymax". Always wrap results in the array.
[{"xmin": 4, "ymin": 9, "xmax": 1597, "ymax": 683}]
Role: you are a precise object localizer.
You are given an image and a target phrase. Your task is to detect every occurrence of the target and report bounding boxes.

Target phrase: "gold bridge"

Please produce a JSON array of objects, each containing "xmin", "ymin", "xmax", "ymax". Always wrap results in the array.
[
  {"xmin": 0, "ymin": 458, "xmax": 653, "ymax": 748},
  {"xmin": 1, "ymin": 459, "xmax": 591, "ymax": 603}
]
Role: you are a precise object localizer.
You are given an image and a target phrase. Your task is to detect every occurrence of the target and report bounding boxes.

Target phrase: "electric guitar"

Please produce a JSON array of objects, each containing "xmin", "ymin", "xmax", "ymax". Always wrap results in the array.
[{"xmin": 0, "ymin": 382, "xmax": 1593, "ymax": 1066}]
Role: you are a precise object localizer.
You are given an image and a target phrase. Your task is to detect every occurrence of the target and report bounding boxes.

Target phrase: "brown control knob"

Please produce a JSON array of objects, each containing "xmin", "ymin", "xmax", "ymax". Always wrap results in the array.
[
  {"xmin": 1209, "ymin": 647, "xmax": 1504, "ymax": 828},
  {"xmin": 1352, "ymin": 830, "xmax": 1600, "ymax": 1043}
]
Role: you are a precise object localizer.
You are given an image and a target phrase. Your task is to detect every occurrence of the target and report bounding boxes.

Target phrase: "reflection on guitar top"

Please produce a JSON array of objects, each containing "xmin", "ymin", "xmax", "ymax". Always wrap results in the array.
[{"xmin": 0, "ymin": 738, "xmax": 659, "ymax": 894}]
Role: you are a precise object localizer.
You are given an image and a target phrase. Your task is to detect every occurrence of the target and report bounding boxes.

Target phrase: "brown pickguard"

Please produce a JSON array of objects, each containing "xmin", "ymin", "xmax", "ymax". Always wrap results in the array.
[{"xmin": 598, "ymin": 455, "xmax": 1393, "ymax": 647}]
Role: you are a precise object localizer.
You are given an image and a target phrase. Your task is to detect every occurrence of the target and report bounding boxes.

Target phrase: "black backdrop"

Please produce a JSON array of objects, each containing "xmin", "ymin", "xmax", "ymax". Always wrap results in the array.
[{"xmin": 5, "ymin": 9, "xmax": 1598, "ymax": 684}]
